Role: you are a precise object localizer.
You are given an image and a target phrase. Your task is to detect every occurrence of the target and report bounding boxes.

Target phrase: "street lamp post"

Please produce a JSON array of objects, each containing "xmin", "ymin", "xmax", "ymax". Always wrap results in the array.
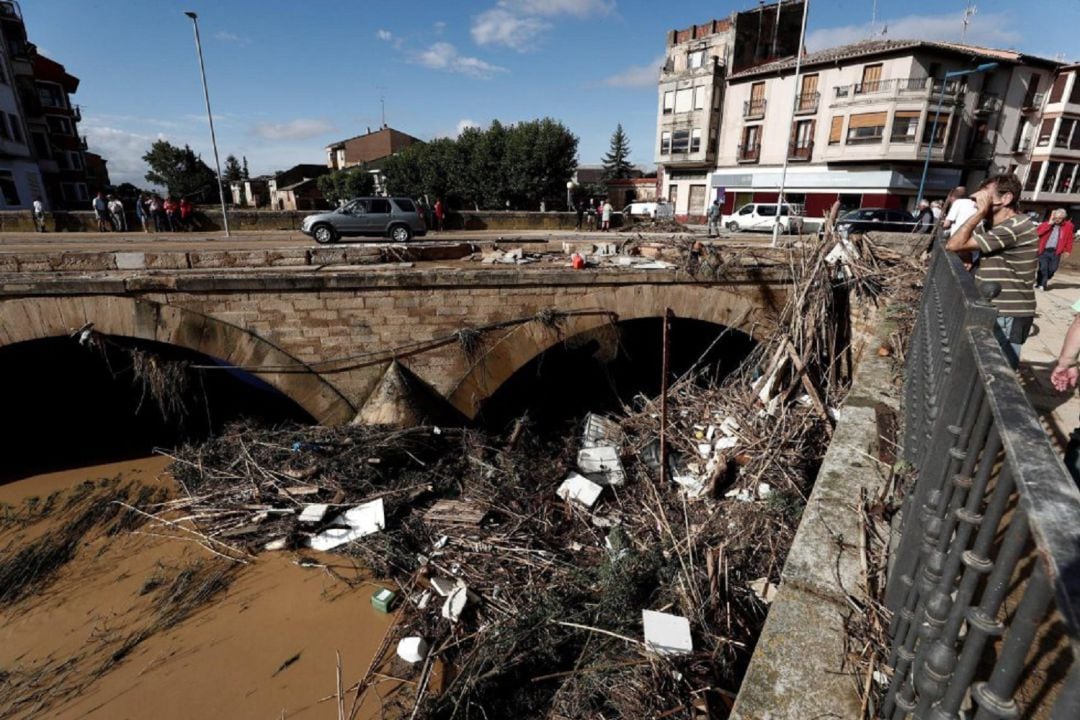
[
  {"xmin": 566, "ymin": 180, "xmax": 575, "ymax": 210},
  {"xmin": 771, "ymin": 0, "xmax": 810, "ymax": 248},
  {"xmin": 915, "ymin": 62, "xmax": 999, "ymax": 208},
  {"xmin": 184, "ymin": 11, "xmax": 230, "ymax": 237}
]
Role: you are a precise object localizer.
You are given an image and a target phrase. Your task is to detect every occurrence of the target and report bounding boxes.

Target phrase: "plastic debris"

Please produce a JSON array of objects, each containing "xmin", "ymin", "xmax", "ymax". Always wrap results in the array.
[
  {"xmin": 397, "ymin": 637, "xmax": 429, "ymax": 664},
  {"xmin": 557, "ymin": 472, "xmax": 604, "ymax": 509},
  {"xmin": 674, "ymin": 474, "xmax": 708, "ymax": 499},
  {"xmin": 642, "ymin": 610, "xmax": 693, "ymax": 655},
  {"xmin": 581, "ymin": 413, "xmax": 624, "ymax": 448},
  {"xmin": 756, "ymin": 483, "xmax": 773, "ymax": 499},
  {"xmin": 714, "ymin": 436, "xmax": 739, "ymax": 450},
  {"xmin": 430, "ymin": 576, "xmax": 457, "ymax": 597},
  {"xmin": 297, "ymin": 503, "xmax": 329, "ymax": 524},
  {"xmin": 307, "ymin": 498, "xmax": 385, "ymax": 551},
  {"xmin": 577, "ymin": 446, "xmax": 626, "ymax": 485},
  {"xmin": 442, "ymin": 582, "xmax": 469, "ymax": 623},
  {"xmin": 264, "ymin": 538, "xmax": 287, "ymax": 551}
]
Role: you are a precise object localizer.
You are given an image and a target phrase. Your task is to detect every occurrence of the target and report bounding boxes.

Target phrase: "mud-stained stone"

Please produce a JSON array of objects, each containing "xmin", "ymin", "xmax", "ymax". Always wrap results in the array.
[{"xmin": 354, "ymin": 360, "xmax": 466, "ymax": 428}]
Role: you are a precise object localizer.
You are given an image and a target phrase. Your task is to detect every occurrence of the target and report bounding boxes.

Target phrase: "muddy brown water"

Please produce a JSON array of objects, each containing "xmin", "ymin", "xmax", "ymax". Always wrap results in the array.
[{"xmin": 0, "ymin": 456, "xmax": 403, "ymax": 719}]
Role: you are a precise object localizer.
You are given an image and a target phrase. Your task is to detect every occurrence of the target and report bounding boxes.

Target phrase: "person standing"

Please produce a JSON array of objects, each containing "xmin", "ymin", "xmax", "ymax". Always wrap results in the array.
[
  {"xmin": 944, "ymin": 173, "xmax": 1039, "ymax": 367},
  {"xmin": 575, "ymin": 199, "xmax": 584, "ymax": 231},
  {"xmin": 1036, "ymin": 209, "xmax": 1074, "ymax": 291},
  {"xmin": 108, "ymin": 195, "xmax": 125, "ymax": 232},
  {"xmin": 942, "ymin": 186, "xmax": 978, "ymax": 237},
  {"xmin": 92, "ymin": 191, "xmax": 111, "ymax": 231},
  {"xmin": 434, "ymin": 198, "xmax": 445, "ymax": 232},
  {"xmin": 163, "ymin": 197, "xmax": 178, "ymax": 232},
  {"xmin": 179, "ymin": 197, "xmax": 195, "ymax": 231},
  {"xmin": 930, "ymin": 200, "xmax": 943, "ymax": 222},
  {"xmin": 32, "ymin": 196, "xmax": 45, "ymax": 232},
  {"xmin": 912, "ymin": 199, "xmax": 934, "ymax": 233},
  {"xmin": 135, "ymin": 194, "xmax": 149, "ymax": 232},
  {"xmin": 601, "ymin": 199, "xmax": 613, "ymax": 231},
  {"xmin": 149, "ymin": 195, "xmax": 164, "ymax": 232},
  {"xmin": 707, "ymin": 199, "xmax": 721, "ymax": 237}
]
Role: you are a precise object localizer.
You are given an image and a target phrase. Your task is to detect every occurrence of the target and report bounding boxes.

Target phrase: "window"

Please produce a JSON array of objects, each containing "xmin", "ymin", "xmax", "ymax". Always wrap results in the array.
[
  {"xmin": 671, "ymin": 129, "xmax": 690, "ymax": 153},
  {"xmin": 829, "ymin": 116, "xmax": 843, "ymax": 144},
  {"xmin": 921, "ymin": 115, "xmax": 949, "ymax": 145},
  {"xmin": 688, "ymin": 49, "xmax": 705, "ymax": 69},
  {"xmin": 693, "ymin": 85, "xmax": 706, "ymax": 111},
  {"xmin": 1050, "ymin": 73, "xmax": 1069, "ymax": 103},
  {"xmin": 1056, "ymin": 163, "xmax": 1076, "ymax": 193},
  {"xmin": 1022, "ymin": 75, "xmax": 1041, "ymax": 107},
  {"xmin": 663, "ymin": 90, "xmax": 674, "ymax": 114},
  {"xmin": 738, "ymin": 204, "xmax": 754, "ymax": 215},
  {"xmin": 661, "ymin": 130, "xmax": 672, "ymax": 154},
  {"xmin": 792, "ymin": 119, "xmax": 814, "ymax": 148},
  {"xmin": 37, "ymin": 83, "xmax": 65, "ymax": 108},
  {"xmin": 0, "ymin": 61, "xmax": 6, "ymax": 84},
  {"xmin": 0, "ymin": 169, "xmax": 19, "ymax": 206},
  {"xmin": 690, "ymin": 128, "xmax": 702, "ymax": 153},
  {"xmin": 30, "ymin": 131, "xmax": 49, "ymax": 158},
  {"xmin": 0, "ymin": 113, "xmax": 9, "ymax": 141},
  {"xmin": 1070, "ymin": 73, "xmax": 1080, "ymax": 104},
  {"xmin": 1037, "ymin": 118, "xmax": 1056, "ymax": 146},
  {"xmin": 668, "ymin": 185, "xmax": 678, "ymax": 206},
  {"xmin": 369, "ymin": 198, "xmax": 391, "ymax": 214},
  {"xmin": 747, "ymin": 82, "xmax": 766, "ymax": 116},
  {"xmin": 1058, "ymin": 119, "xmax": 1076, "ymax": 148},
  {"xmin": 69, "ymin": 151, "xmax": 83, "ymax": 170},
  {"xmin": 7, "ymin": 113, "xmax": 22, "ymax": 144},
  {"xmin": 847, "ymin": 112, "xmax": 886, "ymax": 144},
  {"xmin": 46, "ymin": 115, "xmax": 72, "ymax": 135},
  {"xmin": 674, "ymin": 88, "xmax": 692, "ymax": 113},
  {"xmin": 60, "ymin": 182, "xmax": 89, "ymax": 203},
  {"xmin": 858, "ymin": 64, "xmax": 884, "ymax": 94},
  {"xmin": 394, "ymin": 198, "xmax": 416, "ymax": 212},
  {"xmin": 1043, "ymin": 162, "xmax": 1061, "ymax": 192},
  {"xmin": 1025, "ymin": 161, "xmax": 1042, "ymax": 192},
  {"xmin": 740, "ymin": 126, "xmax": 761, "ymax": 161},
  {"xmin": 891, "ymin": 110, "xmax": 921, "ymax": 143}
]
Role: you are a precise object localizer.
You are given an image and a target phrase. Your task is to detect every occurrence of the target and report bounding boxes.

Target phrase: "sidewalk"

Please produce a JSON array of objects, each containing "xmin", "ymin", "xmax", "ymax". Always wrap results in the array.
[{"xmin": 1019, "ymin": 268, "xmax": 1080, "ymax": 452}]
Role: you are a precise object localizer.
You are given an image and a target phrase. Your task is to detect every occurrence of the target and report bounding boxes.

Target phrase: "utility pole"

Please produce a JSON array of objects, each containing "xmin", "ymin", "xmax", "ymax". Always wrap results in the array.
[{"xmin": 184, "ymin": 11, "xmax": 230, "ymax": 237}]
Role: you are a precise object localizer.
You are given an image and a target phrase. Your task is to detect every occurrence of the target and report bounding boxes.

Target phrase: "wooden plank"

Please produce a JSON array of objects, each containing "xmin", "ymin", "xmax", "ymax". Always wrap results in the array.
[{"xmin": 423, "ymin": 500, "xmax": 487, "ymax": 525}]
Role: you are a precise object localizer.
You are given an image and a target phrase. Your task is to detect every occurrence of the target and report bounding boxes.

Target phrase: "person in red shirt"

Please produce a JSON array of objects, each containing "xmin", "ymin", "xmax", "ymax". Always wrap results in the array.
[
  {"xmin": 163, "ymin": 197, "xmax": 178, "ymax": 232},
  {"xmin": 434, "ymin": 198, "xmax": 445, "ymax": 232},
  {"xmin": 179, "ymin": 198, "xmax": 194, "ymax": 231},
  {"xmin": 1036, "ymin": 209, "xmax": 1075, "ymax": 290}
]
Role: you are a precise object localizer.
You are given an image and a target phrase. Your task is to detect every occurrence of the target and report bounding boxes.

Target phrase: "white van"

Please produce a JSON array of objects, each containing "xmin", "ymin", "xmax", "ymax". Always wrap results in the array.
[{"xmin": 721, "ymin": 203, "xmax": 803, "ymax": 233}]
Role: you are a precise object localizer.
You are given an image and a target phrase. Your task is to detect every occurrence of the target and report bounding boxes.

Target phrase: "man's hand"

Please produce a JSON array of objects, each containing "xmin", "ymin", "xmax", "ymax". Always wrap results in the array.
[
  {"xmin": 1051, "ymin": 362, "xmax": 1079, "ymax": 391},
  {"xmin": 971, "ymin": 187, "xmax": 994, "ymax": 217}
]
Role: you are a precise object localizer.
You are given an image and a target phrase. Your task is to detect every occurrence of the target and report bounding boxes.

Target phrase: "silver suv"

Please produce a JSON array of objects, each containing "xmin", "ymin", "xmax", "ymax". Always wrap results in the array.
[{"xmin": 301, "ymin": 197, "xmax": 427, "ymax": 244}]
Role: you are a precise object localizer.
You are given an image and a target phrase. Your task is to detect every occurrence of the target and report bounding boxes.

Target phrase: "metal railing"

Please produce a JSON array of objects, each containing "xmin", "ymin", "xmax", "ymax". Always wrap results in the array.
[
  {"xmin": 737, "ymin": 143, "xmax": 760, "ymax": 162},
  {"xmin": 794, "ymin": 91, "xmax": 820, "ymax": 114},
  {"xmin": 833, "ymin": 76, "xmax": 961, "ymax": 100},
  {"xmin": 787, "ymin": 141, "xmax": 813, "ymax": 160},
  {"xmin": 744, "ymin": 98, "xmax": 766, "ymax": 118},
  {"xmin": 883, "ymin": 242, "xmax": 1080, "ymax": 719}
]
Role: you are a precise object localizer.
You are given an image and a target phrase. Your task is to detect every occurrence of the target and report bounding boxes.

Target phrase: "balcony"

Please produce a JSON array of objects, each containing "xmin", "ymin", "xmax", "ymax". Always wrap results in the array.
[
  {"xmin": 967, "ymin": 139, "xmax": 996, "ymax": 162},
  {"xmin": 1022, "ymin": 91, "xmax": 1045, "ymax": 112},
  {"xmin": 72, "ymin": 104, "xmax": 81, "ymax": 122},
  {"xmin": 794, "ymin": 92, "xmax": 819, "ymax": 115},
  {"xmin": 832, "ymin": 76, "xmax": 962, "ymax": 105},
  {"xmin": 79, "ymin": 136, "xmax": 87, "ymax": 150},
  {"xmin": 743, "ymin": 98, "xmax": 766, "ymax": 119},
  {"xmin": 737, "ymin": 143, "xmax": 760, "ymax": 163},
  {"xmin": 1014, "ymin": 137, "xmax": 1032, "ymax": 154},
  {"xmin": 787, "ymin": 141, "xmax": 814, "ymax": 161},
  {"xmin": 975, "ymin": 93, "xmax": 1002, "ymax": 115}
]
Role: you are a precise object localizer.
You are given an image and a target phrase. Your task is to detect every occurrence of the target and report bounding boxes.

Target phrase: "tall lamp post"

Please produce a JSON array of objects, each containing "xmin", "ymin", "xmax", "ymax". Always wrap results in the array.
[
  {"xmin": 771, "ymin": 0, "xmax": 810, "ymax": 248},
  {"xmin": 566, "ymin": 180, "xmax": 575, "ymax": 210},
  {"xmin": 915, "ymin": 62, "xmax": 998, "ymax": 208},
  {"xmin": 184, "ymin": 11, "xmax": 230, "ymax": 237}
]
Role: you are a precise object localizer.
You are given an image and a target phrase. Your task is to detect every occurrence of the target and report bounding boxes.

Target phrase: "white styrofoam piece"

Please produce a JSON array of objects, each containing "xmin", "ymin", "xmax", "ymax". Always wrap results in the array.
[
  {"xmin": 557, "ymin": 472, "xmax": 604, "ymax": 508},
  {"xmin": 298, "ymin": 503, "xmax": 329, "ymax": 524},
  {"xmin": 442, "ymin": 584, "xmax": 469, "ymax": 622},
  {"xmin": 674, "ymin": 474, "xmax": 708, "ymax": 498},
  {"xmin": 714, "ymin": 436, "xmax": 739, "ymax": 450},
  {"xmin": 430, "ymin": 576, "xmax": 457, "ymax": 597},
  {"xmin": 577, "ymin": 446, "xmax": 626, "ymax": 485},
  {"xmin": 397, "ymin": 637, "xmax": 429, "ymax": 663},
  {"xmin": 642, "ymin": 609, "xmax": 693, "ymax": 655},
  {"xmin": 307, "ymin": 498, "xmax": 385, "ymax": 551}
]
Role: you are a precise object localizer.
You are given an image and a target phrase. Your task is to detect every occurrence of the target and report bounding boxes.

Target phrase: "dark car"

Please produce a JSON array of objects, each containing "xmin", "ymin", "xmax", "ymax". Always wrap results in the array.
[
  {"xmin": 834, "ymin": 207, "xmax": 917, "ymax": 235},
  {"xmin": 300, "ymin": 196, "xmax": 427, "ymax": 244}
]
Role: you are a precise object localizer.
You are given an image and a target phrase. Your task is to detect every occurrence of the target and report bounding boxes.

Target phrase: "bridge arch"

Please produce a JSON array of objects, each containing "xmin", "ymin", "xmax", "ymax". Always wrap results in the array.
[
  {"xmin": 0, "ymin": 296, "xmax": 355, "ymax": 425},
  {"xmin": 444, "ymin": 282, "xmax": 782, "ymax": 419}
]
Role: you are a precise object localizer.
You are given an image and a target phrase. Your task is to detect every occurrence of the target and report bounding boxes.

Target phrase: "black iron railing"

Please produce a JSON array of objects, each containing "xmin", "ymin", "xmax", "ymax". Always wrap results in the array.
[
  {"xmin": 744, "ymin": 98, "xmax": 766, "ymax": 118},
  {"xmin": 883, "ymin": 243, "xmax": 1080, "ymax": 718}
]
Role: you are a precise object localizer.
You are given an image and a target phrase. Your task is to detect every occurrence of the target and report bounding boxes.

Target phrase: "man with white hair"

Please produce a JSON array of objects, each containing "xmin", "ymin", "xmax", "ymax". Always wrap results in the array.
[{"xmin": 1036, "ymin": 208, "xmax": 1074, "ymax": 291}]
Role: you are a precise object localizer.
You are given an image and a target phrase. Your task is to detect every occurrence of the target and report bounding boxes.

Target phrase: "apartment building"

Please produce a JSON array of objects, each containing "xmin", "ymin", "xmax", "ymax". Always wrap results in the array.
[
  {"xmin": 711, "ymin": 39, "xmax": 1059, "ymax": 220},
  {"xmin": 0, "ymin": 0, "xmax": 44, "ymax": 209},
  {"xmin": 1019, "ymin": 64, "xmax": 1080, "ymax": 217},
  {"xmin": 655, "ymin": 0, "xmax": 805, "ymax": 221}
]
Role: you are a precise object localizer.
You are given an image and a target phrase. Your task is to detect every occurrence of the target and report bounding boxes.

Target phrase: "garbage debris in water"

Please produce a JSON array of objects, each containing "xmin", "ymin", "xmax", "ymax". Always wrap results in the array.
[
  {"xmin": 557, "ymin": 472, "xmax": 604, "ymax": 509},
  {"xmin": 308, "ymin": 498, "xmax": 385, "ymax": 551},
  {"xmin": 642, "ymin": 609, "xmax": 693, "ymax": 656},
  {"xmin": 577, "ymin": 446, "xmax": 626, "ymax": 485},
  {"xmin": 397, "ymin": 637, "xmax": 429, "ymax": 664}
]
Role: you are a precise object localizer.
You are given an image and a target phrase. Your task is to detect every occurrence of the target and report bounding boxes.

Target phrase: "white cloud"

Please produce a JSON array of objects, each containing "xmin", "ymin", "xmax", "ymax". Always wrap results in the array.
[
  {"xmin": 605, "ymin": 54, "xmax": 665, "ymax": 88},
  {"xmin": 376, "ymin": 29, "xmax": 393, "ymax": 41},
  {"xmin": 456, "ymin": 118, "xmax": 482, "ymax": 135},
  {"xmin": 434, "ymin": 21, "xmax": 447, "ymax": 34},
  {"xmin": 251, "ymin": 118, "xmax": 338, "ymax": 141},
  {"xmin": 214, "ymin": 30, "xmax": 250, "ymax": 47},
  {"xmin": 414, "ymin": 42, "xmax": 507, "ymax": 79},
  {"xmin": 81, "ymin": 125, "xmax": 165, "ymax": 188},
  {"xmin": 472, "ymin": 0, "xmax": 613, "ymax": 51},
  {"xmin": 806, "ymin": 11, "xmax": 1023, "ymax": 53}
]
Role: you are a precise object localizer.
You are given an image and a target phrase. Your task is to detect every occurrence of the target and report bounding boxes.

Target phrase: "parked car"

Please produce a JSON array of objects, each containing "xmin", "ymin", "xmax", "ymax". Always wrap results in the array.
[
  {"xmin": 300, "ymin": 197, "xmax": 427, "ymax": 244},
  {"xmin": 833, "ymin": 208, "xmax": 917, "ymax": 235},
  {"xmin": 721, "ymin": 203, "xmax": 803, "ymax": 233}
]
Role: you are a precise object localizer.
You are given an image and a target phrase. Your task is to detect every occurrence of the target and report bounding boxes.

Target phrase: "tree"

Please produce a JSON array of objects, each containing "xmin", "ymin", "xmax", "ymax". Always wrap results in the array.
[
  {"xmin": 223, "ymin": 154, "xmax": 243, "ymax": 183},
  {"xmin": 142, "ymin": 140, "xmax": 219, "ymax": 201},
  {"xmin": 241, "ymin": 156, "xmax": 250, "ymax": 180},
  {"xmin": 602, "ymin": 123, "xmax": 633, "ymax": 180},
  {"xmin": 316, "ymin": 166, "xmax": 376, "ymax": 206}
]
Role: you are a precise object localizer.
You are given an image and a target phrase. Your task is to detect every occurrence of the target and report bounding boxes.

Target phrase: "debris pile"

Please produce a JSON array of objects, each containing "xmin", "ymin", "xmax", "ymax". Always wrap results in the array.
[{"xmin": 144, "ymin": 236, "xmax": 923, "ymax": 718}]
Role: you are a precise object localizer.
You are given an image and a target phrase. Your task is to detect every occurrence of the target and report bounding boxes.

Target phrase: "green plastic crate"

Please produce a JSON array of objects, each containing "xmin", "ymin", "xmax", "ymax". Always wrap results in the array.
[{"xmin": 371, "ymin": 587, "xmax": 396, "ymax": 613}]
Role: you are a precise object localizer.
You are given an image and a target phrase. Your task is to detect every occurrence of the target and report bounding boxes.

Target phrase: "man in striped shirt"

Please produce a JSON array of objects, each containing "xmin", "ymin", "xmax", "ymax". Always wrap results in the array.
[{"xmin": 945, "ymin": 173, "xmax": 1039, "ymax": 367}]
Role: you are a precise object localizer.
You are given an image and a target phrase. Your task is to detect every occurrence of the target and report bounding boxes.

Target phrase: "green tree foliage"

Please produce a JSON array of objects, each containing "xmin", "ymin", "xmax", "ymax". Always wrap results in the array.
[
  {"xmin": 381, "ymin": 118, "xmax": 577, "ymax": 210},
  {"xmin": 223, "ymin": 154, "xmax": 243, "ymax": 183},
  {"xmin": 241, "ymin": 156, "xmax": 250, "ymax": 180},
  {"xmin": 602, "ymin": 123, "xmax": 633, "ymax": 180},
  {"xmin": 316, "ymin": 166, "xmax": 376, "ymax": 206},
  {"xmin": 142, "ymin": 140, "xmax": 219, "ymax": 201}
]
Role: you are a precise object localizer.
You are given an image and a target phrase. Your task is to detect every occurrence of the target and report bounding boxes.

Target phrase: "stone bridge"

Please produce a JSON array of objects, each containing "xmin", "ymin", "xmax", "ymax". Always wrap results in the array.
[{"xmin": 0, "ymin": 249, "xmax": 792, "ymax": 426}]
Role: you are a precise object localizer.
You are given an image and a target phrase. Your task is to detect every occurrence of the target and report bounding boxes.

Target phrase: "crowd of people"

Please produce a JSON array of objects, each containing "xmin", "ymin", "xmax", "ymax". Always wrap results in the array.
[
  {"xmin": 89, "ymin": 191, "xmax": 199, "ymax": 233},
  {"xmin": 573, "ymin": 198, "xmax": 614, "ymax": 231}
]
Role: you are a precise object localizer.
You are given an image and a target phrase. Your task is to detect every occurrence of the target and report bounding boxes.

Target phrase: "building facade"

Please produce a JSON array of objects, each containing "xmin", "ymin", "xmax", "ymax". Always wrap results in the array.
[
  {"xmin": 267, "ymin": 164, "xmax": 329, "ymax": 211},
  {"xmin": 0, "ymin": 0, "xmax": 45, "ymax": 209},
  {"xmin": 711, "ymin": 40, "xmax": 1058, "ymax": 220},
  {"xmin": 655, "ymin": 1, "xmax": 806, "ymax": 222},
  {"xmin": 1019, "ymin": 64, "xmax": 1080, "ymax": 217}
]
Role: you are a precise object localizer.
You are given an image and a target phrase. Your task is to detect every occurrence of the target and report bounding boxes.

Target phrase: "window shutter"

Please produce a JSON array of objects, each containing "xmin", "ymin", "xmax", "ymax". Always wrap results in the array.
[
  {"xmin": 849, "ymin": 112, "xmax": 887, "ymax": 128},
  {"xmin": 894, "ymin": 110, "xmax": 922, "ymax": 119},
  {"xmin": 829, "ymin": 116, "xmax": 843, "ymax": 143}
]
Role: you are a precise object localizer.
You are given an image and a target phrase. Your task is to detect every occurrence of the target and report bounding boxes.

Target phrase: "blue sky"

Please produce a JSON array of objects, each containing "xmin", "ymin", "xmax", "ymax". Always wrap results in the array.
[{"xmin": 21, "ymin": 0, "xmax": 1077, "ymax": 187}]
